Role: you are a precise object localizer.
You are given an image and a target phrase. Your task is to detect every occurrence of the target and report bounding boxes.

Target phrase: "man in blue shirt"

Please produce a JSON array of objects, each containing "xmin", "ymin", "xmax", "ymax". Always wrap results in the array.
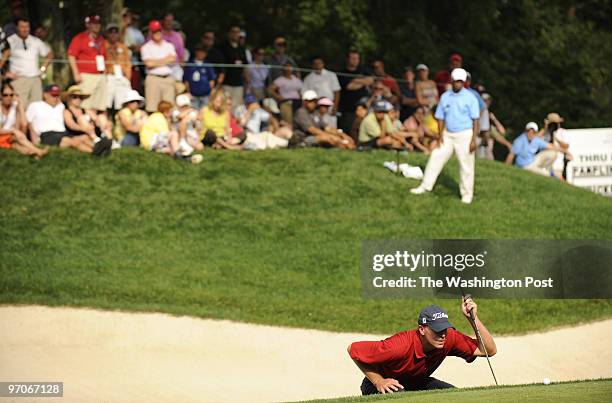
[
  {"xmin": 505, "ymin": 122, "xmax": 569, "ymax": 176},
  {"xmin": 184, "ymin": 44, "xmax": 216, "ymax": 110},
  {"xmin": 411, "ymin": 68, "xmax": 480, "ymax": 204}
]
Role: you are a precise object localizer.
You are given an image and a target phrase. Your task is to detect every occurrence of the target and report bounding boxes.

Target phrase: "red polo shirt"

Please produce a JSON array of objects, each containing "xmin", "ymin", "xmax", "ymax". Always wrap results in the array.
[
  {"xmin": 349, "ymin": 329, "xmax": 478, "ymax": 387},
  {"xmin": 67, "ymin": 31, "xmax": 106, "ymax": 74}
]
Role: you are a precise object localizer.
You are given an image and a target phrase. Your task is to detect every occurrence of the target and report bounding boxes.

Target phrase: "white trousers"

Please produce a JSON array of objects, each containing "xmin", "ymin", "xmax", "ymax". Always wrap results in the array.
[
  {"xmin": 420, "ymin": 128, "xmax": 475, "ymax": 199},
  {"xmin": 524, "ymin": 150, "xmax": 557, "ymax": 176}
]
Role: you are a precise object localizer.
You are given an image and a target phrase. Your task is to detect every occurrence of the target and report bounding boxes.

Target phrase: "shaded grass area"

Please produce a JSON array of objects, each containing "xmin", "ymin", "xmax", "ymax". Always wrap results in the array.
[
  {"xmin": 301, "ymin": 379, "xmax": 612, "ymax": 402},
  {"xmin": 1, "ymin": 148, "xmax": 611, "ymax": 335}
]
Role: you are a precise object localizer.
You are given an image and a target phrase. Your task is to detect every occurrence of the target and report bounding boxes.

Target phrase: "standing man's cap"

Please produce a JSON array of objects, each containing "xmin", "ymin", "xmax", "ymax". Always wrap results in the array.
[
  {"xmin": 546, "ymin": 112, "xmax": 564, "ymax": 123},
  {"xmin": 85, "ymin": 15, "xmax": 101, "ymax": 24},
  {"xmin": 451, "ymin": 68, "xmax": 468, "ymax": 82},
  {"xmin": 416, "ymin": 63, "xmax": 429, "ymax": 71},
  {"xmin": 302, "ymin": 90, "xmax": 318, "ymax": 101},
  {"xmin": 148, "ymin": 20, "xmax": 162, "ymax": 33},
  {"xmin": 525, "ymin": 122, "xmax": 539, "ymax": 132},
  {"xmin": 418, "ymin": 305, "xmax": 453, "ymax": 332},
  {"xmin": 44, "ymin": 84, "xmax": 61, "ymax": 96},
  {"xmin": 450, "ymin": 53, "xmax": 463, "ymax": 62}
]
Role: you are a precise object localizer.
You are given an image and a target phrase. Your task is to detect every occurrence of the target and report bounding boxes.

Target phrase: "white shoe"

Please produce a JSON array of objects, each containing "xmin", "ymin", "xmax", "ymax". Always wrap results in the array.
[
  {"xmin": 190, "ymin": 154, "xmax": 203, "ymax": 164},
  {"xmin": 461, "ymin": 196, "xmax": 473, "ymax": 204},
  {"xmin": 410, "ymin": 186, "xmax": 429, "ymax": 195},
  {"xmin": 111, "ymin": 140, "xmax": 121, "ymax": 150}
]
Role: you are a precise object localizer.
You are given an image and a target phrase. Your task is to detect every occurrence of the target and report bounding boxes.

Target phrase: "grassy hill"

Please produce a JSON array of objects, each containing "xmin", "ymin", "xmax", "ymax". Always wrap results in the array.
[
  {"xmin": 301, "ymin": 379, "xmax": 612, "ymax": 402},
  {"xmin": 1, "ymin": 148, "xmax": 611, "ymax": 335}
]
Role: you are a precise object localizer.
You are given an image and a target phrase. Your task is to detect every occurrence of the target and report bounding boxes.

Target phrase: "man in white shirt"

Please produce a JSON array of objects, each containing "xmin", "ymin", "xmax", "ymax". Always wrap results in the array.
[
  {"xmin": 140, "ymin": 19, "xmax": 177, "ymax": 112},
  {"xmin": 5, "ymin": 18, "xmax": 53, "ymax": 108},
  {"xmin": 26, "ymin": 84, "xmax": 110, "ymax": 155},
  {"xmin": 303, "ymin": 56, "xmax": 341, "ymax": 128}
]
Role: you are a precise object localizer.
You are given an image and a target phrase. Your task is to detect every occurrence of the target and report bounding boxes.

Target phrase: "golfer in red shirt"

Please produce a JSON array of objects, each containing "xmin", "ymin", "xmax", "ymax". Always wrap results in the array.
[{"xmin": 348, "ymin": 298, "xmax": 497, "ymax": 395}]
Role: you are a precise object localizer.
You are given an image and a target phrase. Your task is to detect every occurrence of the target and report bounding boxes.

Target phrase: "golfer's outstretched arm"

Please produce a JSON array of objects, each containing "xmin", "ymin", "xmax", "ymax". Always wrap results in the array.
[
  {"xmin": 462, "ymin": 298, "xmax": 497, "ymax": 356},
  {"xmin": 347, "ymin": 344, "xmax": 404, "ymax": 394}
]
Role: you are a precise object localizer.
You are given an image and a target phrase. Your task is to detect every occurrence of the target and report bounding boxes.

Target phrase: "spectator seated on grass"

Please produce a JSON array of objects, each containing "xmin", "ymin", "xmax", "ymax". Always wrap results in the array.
[
  {"xmin": 174, "ymin": 93, "xmax": 201, "ymax": 153},
  {"xmin": 114, "ymin": 90, "xmax": 147, "ymax": 147},
  {"xmin": 403, "ymin": 106, "xmax": 439, "ymax": 153},
  {"xmin": 543, "ymin": 112, "xmax": 571, "ymax": 180},
  {"xmin": 0, "ymin": 82, "xmax": 49, "ymax": 159},
  {"xmin": 268, "ymin": 61, "xmax": 303, "ymax": 125},
  {"xmin": 240, "ymin": 94, "xmax": 292, "ymax": 150},
  {"xmin": 139, "ymin": 100, "xmax": 181, "ymax": 155},
  {"xmin": 358, "ymin": 100, "xmax": 410, "ymax": 150},
  {"xmin": 505, "ymin": 121, "xmax": 571, "ymax": 177},
  {"xmin": 63, "ymin": 85, "xmax": 114, "ymax": 148},
  {"xmin": 26, "ymin": 84, "xmax": 111, "ymax": 156},
  {"xmin": 349, "ymin": 98, "xmax": 369, "ymax": 146},
  {"xmin": 316, "ymin": 97, "xmax": 355, "ymax": 148},
  {"xmin": 183, "ymin": 43, "xmax": 216, "ymax": 110},
  {"xmin": 292, "ymin": 90, "xmax": 354, "ymax": 149},
  {"xmin": 199, "ymin": 90, "xmax": 242, "ymax": 150}
]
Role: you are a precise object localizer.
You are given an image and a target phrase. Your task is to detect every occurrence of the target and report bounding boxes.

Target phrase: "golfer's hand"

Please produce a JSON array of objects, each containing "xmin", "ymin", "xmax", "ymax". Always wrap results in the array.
[
  {"xmin": 462, "ymin": 297, "xmax": 478, "ymax": 319},
  {"xmin": 469, "ymin": 139, "xmax": 477, "ymax": 153},
  {"xmin": 374, "ymin": 378, "xmax": 404, "ymax": 394}
]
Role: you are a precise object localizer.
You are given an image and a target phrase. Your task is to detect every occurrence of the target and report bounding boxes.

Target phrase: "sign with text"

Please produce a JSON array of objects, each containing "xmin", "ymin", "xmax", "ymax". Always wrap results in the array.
[{"xmin": 560, "ymin": 128, "xmax": 612, "ymax": 196}]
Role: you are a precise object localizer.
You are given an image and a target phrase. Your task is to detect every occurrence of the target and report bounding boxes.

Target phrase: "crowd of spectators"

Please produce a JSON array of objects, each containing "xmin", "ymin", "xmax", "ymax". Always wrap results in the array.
[{"xmin": 0, "ymin": 11, "xmax": 573, "ymax": 178}]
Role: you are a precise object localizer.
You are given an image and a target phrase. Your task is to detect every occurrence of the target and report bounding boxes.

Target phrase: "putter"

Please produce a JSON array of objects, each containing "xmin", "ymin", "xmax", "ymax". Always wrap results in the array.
[{"xmin": 460, "ymin": 286, "xmax": 499, "ymax": 386}]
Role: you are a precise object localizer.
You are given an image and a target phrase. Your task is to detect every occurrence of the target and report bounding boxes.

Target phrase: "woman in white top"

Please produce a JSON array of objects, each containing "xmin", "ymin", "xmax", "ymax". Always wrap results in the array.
[{"xmin": 0, "ymin": 82, "xmax": 48, "ymax": 158}]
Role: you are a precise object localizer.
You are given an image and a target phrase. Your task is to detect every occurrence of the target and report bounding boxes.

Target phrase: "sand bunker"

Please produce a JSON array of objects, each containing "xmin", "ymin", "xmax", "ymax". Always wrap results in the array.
[{"xmin": 1, "ymin": 306, "xmax": 611, "ymax": 402}]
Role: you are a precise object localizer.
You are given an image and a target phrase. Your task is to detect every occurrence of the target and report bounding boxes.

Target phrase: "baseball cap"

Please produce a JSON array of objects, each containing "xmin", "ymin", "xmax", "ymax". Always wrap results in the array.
[
  {"xmin": 450, "ymin": 53, "xmax": 463, "ymax": 62},
  {"xmin": 302, "ymin": 90, "xmax": 318, "ymax": 101},
  {"xmin": 373, "ymin": 100, "xmax": 390, "ymax": 112},
  {"xmin": 148, "ymin": 20, "xmax": 162, "ymax": 33},
  {"xmin": 416, "ymin": 63, "xmax": 429, "ymax": 71},
  {"xmin": 481, "ymin": 93, "xmax": 491, "ymax": 101},
  {"xmin": 44, "ymin": 84, "xmax": 61, "ymax": 96},
  {"xmin": 451, "ymin": 68, "xmax": 467, "ymax": 82},
  {"xmin": 525, "ymin": 122, "xmax": 539, "ymax": 132},
  {"xmin": 106, "ymin": 23, "xmax": 119, "ymax": 31},
  {"xmin": 176, "ymin": 94, "xmax": 191, "ymax": 107},
  {"xmin": 546, "ymin": 112, "xmax": 564, "ymax": 123},
  {"xmin": 418, "ymin": 305, "xmax": 453, "ymax": 332},
  {"xmin": 317, "ymin": 97, "xmax": 333, "ymax": 107},
  {"xmin": 244, "ymin": 93, "xmax": 257, "ymax": 105},
  {"xmin": 85, "ymin": 15, "xmax": 101, "ymax": 24},
  {"xmin": 356, "ymin": 96, "xmax": 369, "ymax": 108}
]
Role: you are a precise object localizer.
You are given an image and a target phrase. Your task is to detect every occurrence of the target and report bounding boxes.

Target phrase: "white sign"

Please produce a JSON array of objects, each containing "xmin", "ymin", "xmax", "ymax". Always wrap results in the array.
[{"xmin": 559, "ymin": 128, "xmax": 612, "ymax": 197}]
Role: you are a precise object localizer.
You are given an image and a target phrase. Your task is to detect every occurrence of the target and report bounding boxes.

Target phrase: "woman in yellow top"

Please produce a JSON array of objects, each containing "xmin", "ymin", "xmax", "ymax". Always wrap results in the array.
[
  {"xmin": 114, "ymin": 90, "xmax": 148, "ymax": 146},
  {"xmin": 139, "ymin": 101, "xmax": 179, "ymax": 154},
  {"xmin": 199, "ymin": 90, "xmax": 242, "ymax": 149}
]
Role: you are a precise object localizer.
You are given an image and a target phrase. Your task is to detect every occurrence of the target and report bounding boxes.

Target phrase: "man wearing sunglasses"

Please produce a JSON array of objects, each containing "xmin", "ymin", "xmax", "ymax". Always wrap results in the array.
[
  {"xmin": 6, "ymin": 18, "xmax": 53, "ymax": 109},
  {"xmin": 265, "ymin": 36, "xmax": 299, "ymax": 83}
]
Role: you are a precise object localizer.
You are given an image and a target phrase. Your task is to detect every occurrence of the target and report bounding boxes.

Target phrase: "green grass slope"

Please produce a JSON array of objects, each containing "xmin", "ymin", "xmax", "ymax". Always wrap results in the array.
[
  {"xmin": 301, "ymin": 379, "xmax": 612, "ymax": 403},
  {"xmin": 1, "ymin": 148, "xmax": 611, "ymax": 334}
]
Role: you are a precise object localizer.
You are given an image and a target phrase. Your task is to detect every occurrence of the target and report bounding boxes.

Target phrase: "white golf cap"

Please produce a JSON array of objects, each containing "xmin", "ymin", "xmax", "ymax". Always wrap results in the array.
[
  {"xmin": 416, "ymin": 63, "xmax": 429, "ymax": 71},
  {"xmin": 122, "ymin": 89, "xmax": 144, "ymax": 105},
  {"xmin": 451, "ymin": 68, "xmax": 467, "ymax": 82},
  {"xmin": 525, "ymin": 122, "xmax": 539, "ymax": 132},
  {"xmin": 302, "ymin": 90, "xmax": 318, "ymax": 101},
  {"xmin": 176, "ymin": 94, "xmax": 191, "ymax": 107}
]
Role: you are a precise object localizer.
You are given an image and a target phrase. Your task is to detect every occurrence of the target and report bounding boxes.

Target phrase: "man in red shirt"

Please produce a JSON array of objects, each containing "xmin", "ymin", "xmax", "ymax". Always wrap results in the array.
[
  {"xmin": 348, "ymin": 298, "xmax": 496, "ymax": 395},
  {"xmin": 434, "ymin": 53, "xmax": 463, "ymax": 96},
  {"xmin": 67, "ymin": 15, "xmax": 108, "ymax": 112}
]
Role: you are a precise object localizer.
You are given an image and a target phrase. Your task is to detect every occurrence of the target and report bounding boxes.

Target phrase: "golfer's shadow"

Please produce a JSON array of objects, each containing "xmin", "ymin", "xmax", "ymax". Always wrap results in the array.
[{"xmin": 413, "ymin": 162, "xmax": 458, "ymax": 194}]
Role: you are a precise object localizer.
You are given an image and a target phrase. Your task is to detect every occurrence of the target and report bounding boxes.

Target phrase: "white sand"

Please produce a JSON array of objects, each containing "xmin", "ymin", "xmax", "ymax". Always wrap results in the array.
[{"xmin": 1, "ymin": 306, "xmax": 611, "ymax": 402}]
